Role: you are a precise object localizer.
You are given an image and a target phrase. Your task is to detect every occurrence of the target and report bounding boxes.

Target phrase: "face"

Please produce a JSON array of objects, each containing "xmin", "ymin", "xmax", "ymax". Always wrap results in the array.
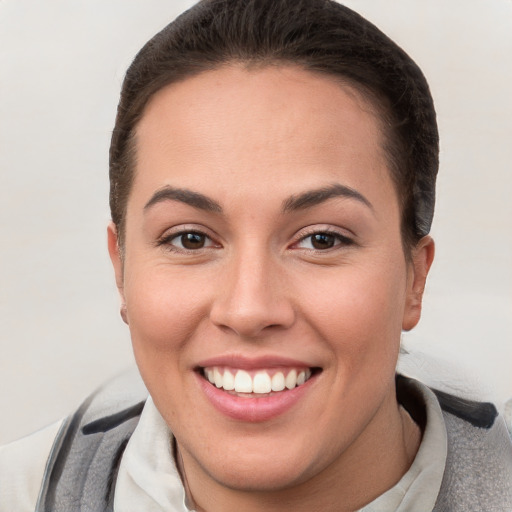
[{"xmin": 109, "ymin": 65, "xmax": 433, "ymax": 498}]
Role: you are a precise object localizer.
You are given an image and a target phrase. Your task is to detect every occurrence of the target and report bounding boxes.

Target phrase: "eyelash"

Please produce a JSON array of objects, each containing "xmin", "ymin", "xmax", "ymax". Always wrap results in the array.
[
  {"xmin": 156, "ymin": 229, "xmax": 218, "ymax": 253},
  {"xmin": 293, "ymin": 228, "xmax": 354, "ymax": 251},
  {"xmin": 157, "ymin": 227, "xmax": 354, "ymax": 254}
]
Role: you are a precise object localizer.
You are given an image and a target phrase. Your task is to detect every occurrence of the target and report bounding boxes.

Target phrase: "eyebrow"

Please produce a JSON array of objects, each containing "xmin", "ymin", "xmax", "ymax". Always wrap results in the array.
[
  {"xmin": 282, "ymin": 183, "xmax": 373, "ymax": 212},
  {"xmin": 144, "ymin": 186, "xmax": 222, "ymax": 213},
  {"xmin": 144, "ymin": 183, "xmax": 372, "ymax": 215}
]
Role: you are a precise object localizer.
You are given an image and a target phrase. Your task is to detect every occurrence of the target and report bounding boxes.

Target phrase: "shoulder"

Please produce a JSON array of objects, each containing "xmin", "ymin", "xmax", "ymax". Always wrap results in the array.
[
  {"xmin": 37, "ymin": 368, "xmax": 148, "ymax": 511},
  {"xmin": 0, "ymin": 420, "xmax": 63, "ymax": 512},
  {"xmin": 432, "ymin": 388, "xmax": 512, "ymax": 511},
  {"xmin": 397, "ymin": 375, "xmax": 512, "ymax": 511},
  {"xmin": 0, "ymin": 368, "xmax": 147, "ymax": 512}
]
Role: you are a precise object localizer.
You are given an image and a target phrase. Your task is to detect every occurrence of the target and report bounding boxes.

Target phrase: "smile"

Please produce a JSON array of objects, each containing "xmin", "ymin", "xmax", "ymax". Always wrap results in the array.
[
  {"xmin": 202, "ymin": 367, "xmax": 313, "ymax": 395},
  {"xmin": 195, "ymin": 361, "xmax": 321, "ymax": 422}
]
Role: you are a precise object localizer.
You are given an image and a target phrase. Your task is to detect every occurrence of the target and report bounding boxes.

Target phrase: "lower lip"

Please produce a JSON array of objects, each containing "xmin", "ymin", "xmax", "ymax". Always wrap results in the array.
[{"xmin": 196, "ymin": 372, "xmax": 316, "ymax": 422}]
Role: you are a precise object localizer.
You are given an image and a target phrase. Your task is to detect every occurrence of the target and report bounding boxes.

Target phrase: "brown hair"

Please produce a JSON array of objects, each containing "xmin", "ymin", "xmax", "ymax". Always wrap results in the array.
[{"xmin": 110, "ymin": 0, "xmax": 439, "ymax": 250}]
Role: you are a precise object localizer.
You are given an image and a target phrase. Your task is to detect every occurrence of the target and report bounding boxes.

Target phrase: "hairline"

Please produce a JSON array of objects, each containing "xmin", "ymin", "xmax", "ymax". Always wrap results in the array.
[{"xmin": 116, "ymin": 60, "xmax": 413, "ymax": 257}]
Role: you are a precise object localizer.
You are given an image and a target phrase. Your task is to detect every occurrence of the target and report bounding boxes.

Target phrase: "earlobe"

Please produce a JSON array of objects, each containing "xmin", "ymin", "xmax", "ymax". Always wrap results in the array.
[
  {"xmin": 402, "ymin": 236, "xmax": 435, "ymax": 331},
  {"xmin": 107, "ymin": 222, "xmax": 128, "ymax": 323}
]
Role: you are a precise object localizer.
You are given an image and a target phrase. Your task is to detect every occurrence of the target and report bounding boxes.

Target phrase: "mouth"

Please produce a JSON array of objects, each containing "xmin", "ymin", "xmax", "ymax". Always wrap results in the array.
[
  {"xmin": 199, "ymin": 366, "xmax": 318, "ymax": 397},
  {"xmin": 194, "ymin": 356, "xmax": 322, "ymax": 421}
]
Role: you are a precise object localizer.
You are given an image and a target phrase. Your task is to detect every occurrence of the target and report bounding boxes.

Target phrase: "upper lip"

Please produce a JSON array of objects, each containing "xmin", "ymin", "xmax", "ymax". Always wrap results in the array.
[{"xmin": 196, "ymin": 354, "xmax": 318, "ymax": 371}]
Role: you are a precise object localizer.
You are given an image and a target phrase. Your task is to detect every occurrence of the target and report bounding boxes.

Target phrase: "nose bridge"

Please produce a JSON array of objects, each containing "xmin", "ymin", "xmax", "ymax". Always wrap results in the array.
[{"xmin": 210, "ymin": 241, "xmax": 294, "ymax": 337}]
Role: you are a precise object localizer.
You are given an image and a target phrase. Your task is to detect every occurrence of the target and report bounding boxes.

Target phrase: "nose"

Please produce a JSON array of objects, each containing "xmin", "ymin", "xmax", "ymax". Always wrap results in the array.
[{"xmin": 209, "ymin": 249, "xmax": 296, "ymax": 339}]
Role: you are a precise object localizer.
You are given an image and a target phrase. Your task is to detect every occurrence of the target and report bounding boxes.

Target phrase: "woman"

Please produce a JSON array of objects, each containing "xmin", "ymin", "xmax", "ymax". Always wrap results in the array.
[{"xmin": 1, "ymin": 1, "xmax": 511, "ymax": 510}]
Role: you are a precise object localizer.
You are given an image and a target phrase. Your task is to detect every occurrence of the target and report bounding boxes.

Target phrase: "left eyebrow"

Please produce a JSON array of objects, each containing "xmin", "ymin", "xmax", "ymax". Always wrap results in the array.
[{"xmin": 282, "ymin": 183, "xmax": 373, "ymax": 213}]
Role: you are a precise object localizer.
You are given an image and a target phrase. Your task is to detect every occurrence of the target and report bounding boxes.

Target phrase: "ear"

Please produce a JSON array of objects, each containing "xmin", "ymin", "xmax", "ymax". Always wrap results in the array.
[
  {"xmin": 402, "ymin": 236, "xmax": 435, "ymax": 331},
  {"xmin": 107, "ymin": 222, "xmax": 128, "ymax": 324}
]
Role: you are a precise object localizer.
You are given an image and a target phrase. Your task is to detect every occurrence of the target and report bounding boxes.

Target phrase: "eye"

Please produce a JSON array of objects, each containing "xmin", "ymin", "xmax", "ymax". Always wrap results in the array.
[
  {"xmin": 160, "ymin": 230, "xmax": 217, "ymax": 251},
  {"xmin": 295, "ymin": 231, "xmax": 353, "ymax": 251}
]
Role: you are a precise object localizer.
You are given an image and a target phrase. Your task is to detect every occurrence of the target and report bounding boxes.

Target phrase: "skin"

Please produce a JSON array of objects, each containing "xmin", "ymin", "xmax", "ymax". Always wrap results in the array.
[{"xmin": 108, "ymin": 65, "xmax": 434, "ymax": 511}]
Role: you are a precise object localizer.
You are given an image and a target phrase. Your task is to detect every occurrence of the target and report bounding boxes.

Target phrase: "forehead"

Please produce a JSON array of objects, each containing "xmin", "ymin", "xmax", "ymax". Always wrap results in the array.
[{"xmin": 132, "ymin": 65, "xmax": 393, "ymax": 210}]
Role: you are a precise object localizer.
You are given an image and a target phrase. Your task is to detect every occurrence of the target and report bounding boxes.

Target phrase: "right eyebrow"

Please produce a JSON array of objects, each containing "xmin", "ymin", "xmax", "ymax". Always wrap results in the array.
[{"xmin": 144, "ymin": 186, "xmax": 223, "ymax": 213}]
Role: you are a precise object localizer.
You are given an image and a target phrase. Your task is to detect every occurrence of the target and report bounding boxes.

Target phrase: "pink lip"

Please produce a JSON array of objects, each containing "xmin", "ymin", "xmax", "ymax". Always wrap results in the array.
[
  {"xmin": 194, "ymin": 360, "xmax": 318, "ymax": 422},
  {"xmin": 196, "ymin": 354, "xmax": 315, "ymax": 370},
  {"xmin": 197, "ymin": 375, "xmax": 315, "ymax": 422}
]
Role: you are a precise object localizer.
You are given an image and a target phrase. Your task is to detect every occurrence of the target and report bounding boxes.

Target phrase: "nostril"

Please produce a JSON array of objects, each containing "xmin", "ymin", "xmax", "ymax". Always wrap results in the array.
[
  {"xmin": 210, "ymin": 302, "xmax": 296, "ymax": 339},
  {"xmin": 209, "ymin": 269, "xmax": 296, "ymax": 338}
]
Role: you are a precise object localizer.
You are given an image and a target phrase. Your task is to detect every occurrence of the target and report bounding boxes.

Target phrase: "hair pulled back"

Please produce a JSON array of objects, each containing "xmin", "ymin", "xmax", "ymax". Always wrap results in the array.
[{"xmin": 110, "ymin": 0, "xmax": 439, "ymax": 250}]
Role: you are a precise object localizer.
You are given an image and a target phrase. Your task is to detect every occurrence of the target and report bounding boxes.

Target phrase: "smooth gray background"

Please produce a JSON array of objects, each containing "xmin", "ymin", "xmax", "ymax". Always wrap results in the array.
[{"xmin": 1, "ymin": 0, "xmax": 511, "ymax": 444}]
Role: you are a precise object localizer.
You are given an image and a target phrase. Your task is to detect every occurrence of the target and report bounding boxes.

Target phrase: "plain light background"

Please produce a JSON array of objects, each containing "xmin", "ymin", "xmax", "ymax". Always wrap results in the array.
[{"xmin": 0, "ymin": 0, "xmax": 511, "ymax": 445}]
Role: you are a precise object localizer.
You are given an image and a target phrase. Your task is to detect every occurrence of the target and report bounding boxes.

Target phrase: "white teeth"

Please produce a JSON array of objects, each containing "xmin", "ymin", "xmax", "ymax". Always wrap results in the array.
[
  {"xmin": 271, "ymin": 372, "xmax": 286, "ymax": 392},
  {"xmin": 204, "ymin": 367, "xmax": 313, "ymax": 393},
  {"xmin": 253, "ymin": 372, "xmax": 272, "ymax": 394},
  {"xmin": 214, "ymin": 368, "xmax": 223, "ymax": 388},
  {"xmin": 234, "ymin": 370, "xmax": 253, "ymax": 393},
  {"xmin": 285, "ymin": 369, "xmax": 297, "ymax": 390},
  {"xmin": 222, "ymin": 369, "xmax": 235, "ymax": 391}
]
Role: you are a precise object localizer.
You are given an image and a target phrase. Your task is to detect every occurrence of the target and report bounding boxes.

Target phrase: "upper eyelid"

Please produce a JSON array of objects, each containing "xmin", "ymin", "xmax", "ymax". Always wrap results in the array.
[
  {"xmin": 159, "ymin": 224, "xmax": 215, "ymax": 238},
  {"xmin": 297, "ymin": 233, "xmax": 352, "ymax": 245},
  {"xmin": 293, "ymin": 225, "xmax": 354, "ymax": 241},
  {"xmin": 290, "ymin": 226, "xmax": 356, "ymax": 249},
  {"xmin": 156, "ymin": 225, "xmax": 220, "ymax": 248},
  {"xmin": 155, "ymin": 224, "xmax": 354, "ymax": 247}
]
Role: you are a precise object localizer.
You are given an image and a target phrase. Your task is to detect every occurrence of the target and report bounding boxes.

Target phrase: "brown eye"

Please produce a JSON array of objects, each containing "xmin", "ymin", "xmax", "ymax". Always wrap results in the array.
[
  {"xmin": 159, "ymin": 229, "xmax": 218, "ymax": 253},
  {"xmin": 294, "ymin": 230, "xmax": 354, "ymax": 251},
  {"xmin": 180, "ymin": 232, "xmax": 206, "ymax": 249},
  {"xmin": 310, "ymin": 233, "xmax": 336, "ymax": 249}
]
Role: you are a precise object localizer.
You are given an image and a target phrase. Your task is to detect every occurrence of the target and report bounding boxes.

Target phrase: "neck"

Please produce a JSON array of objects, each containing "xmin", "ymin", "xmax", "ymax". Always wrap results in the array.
[{"xmin": 178, "ymin": 391, "xmax": 421, "ymax": 512}]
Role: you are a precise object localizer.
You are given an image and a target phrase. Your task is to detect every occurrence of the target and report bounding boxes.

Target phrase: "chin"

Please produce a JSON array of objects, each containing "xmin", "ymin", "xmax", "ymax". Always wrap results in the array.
[
  {"xmin": 181, "ymin": 431, "xmax": 329, "ymax": 494},
  {"xmin": 206, "ymin": 457, "xmax": 312, "ymax": 493}
]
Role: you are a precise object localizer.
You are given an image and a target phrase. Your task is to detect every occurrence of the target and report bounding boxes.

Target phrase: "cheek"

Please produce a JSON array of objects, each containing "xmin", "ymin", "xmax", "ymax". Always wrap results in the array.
[
  {"xmin": 298, "ymin": 259, "xmax": 407, "ymax": 363},
  {"xmin": 124, "ymin": 267, "xmax": 208, "ymax": 361},
  {"xmin": 123, "ymin": 268, "xmax": 210, "ymax": 426}
]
